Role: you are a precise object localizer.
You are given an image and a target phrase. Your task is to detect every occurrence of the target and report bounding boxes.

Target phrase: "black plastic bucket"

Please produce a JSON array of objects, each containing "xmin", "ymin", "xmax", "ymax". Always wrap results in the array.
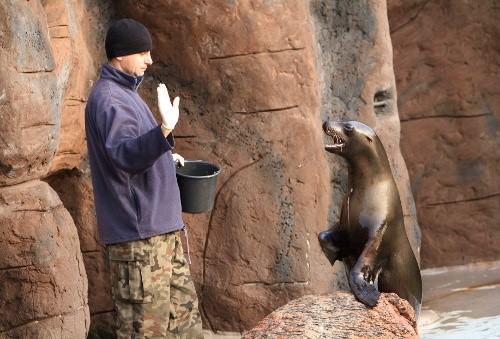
[{"xmin": 176, "ymin": 160, "xmax": 221, "ymax": 214}]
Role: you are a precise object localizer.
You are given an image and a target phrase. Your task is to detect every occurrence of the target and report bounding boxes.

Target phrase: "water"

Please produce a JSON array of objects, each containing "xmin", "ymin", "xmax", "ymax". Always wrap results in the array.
[{"xmin": 418, "ymin": 261, "xmax": 500, "ymax": 338}]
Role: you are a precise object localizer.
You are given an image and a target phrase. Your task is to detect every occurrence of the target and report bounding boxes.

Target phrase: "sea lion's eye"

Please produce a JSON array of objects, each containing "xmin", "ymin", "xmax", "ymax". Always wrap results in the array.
[{"xmin": 344, "ymin": 124, "xmax": 354, "ymax": 134}]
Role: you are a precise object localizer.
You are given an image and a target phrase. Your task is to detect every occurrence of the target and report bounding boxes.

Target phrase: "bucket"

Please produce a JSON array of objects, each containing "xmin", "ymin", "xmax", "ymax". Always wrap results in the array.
[{"xmin": 176, "ymin": 160, "xmax": 221, "ymax": 213}]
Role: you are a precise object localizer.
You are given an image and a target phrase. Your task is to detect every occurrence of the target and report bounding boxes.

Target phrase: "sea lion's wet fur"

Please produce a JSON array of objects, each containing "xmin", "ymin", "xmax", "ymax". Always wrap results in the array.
[{"xmin": 319, "ymin": 120, "xmax": 422, "ymax": 315}]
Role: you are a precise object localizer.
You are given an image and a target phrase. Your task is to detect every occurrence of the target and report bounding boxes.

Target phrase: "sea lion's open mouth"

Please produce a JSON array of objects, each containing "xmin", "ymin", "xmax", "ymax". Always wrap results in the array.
[{"xmin": 324, "ymin": 132, "xmax": 345, "ymax": 151}]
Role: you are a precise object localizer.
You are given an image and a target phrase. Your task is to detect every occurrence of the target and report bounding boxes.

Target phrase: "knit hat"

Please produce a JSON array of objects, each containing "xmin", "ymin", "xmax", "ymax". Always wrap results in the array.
[{"xmin": 105, "ymin": 18, "xmax": 153, "ymax": 59}]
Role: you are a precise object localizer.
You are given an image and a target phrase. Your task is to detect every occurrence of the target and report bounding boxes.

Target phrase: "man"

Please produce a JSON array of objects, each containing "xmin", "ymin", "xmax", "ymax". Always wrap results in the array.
[{"xmin": 85, "ymin": 18, "xmax": 203, "ymax": 338}]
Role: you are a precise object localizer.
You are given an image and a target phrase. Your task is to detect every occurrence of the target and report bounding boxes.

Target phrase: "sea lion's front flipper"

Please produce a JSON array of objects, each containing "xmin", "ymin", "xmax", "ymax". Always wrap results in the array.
[
  {"xmin": 348, "ymin": 269, "xmax": 380, "ymax": 307},
  {"xmin": 347, "ymin": 221, "xmax": 388, "ymax": 307},
  {"xmin": 318, "ymin": 227, "xmax": 346, "ymax": 265}
]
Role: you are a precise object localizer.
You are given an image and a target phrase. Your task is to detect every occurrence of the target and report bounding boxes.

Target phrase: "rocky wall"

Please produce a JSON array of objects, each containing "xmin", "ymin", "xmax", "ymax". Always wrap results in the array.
[
  {"xmin": 0, "ymin": 180, "xmax": 89, "ymax": 338},
  {"xmin": 6, "ymin": 0, "xmax": 495, "ymax": 336},
  {"xmin": 309, "ymin": 0, "xmax": 421, "ymax": 259},
  {"xmin": 388, "ymin": 0, "xmax": 499, "ymax": 268},
  {"xmin": 0, "ymin": 0, "xmax": 113, "ymax": 336},
  {"xmin": 113, "ymin": 0, "xmax": 420, "ymax": 332},
  {"xmin": 113, "ymin": 0, "xmax": 332, "ymax": 332}
]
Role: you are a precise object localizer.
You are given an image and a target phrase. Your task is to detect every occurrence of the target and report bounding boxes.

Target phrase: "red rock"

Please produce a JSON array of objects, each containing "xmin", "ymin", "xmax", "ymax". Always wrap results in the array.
[
  {"xmin": 0, "ymin": 1, "xmax": 58, "ymax": 185},
  {"xmin": 0, "ymin": 180, "xmax": 89, "ymax": 337},
  {"xmin": 243, "ymin": 291, "xmax": 418, "ymax": 338},
  {"xmin": 98, "ymin": 0, "xmax": 422, "ymax": 332},
  {"xmin": 45, "ymin": 169, "xmax": 114, "ymax": 323},
  {"xmin": 388, "ymin": 0, "xmax": 500, "ymax": 268},
  {"xmin": 42, "ymin": 0, "xmax": 111, "ymax": 174},
  {"xmin": 5, "ymin": 0, "xmax": 495, "ymax": 335}
]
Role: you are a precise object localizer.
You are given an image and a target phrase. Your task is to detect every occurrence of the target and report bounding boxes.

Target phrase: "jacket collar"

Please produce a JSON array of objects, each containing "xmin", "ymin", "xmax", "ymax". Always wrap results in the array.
[{"xmin": 101, "ymin": 63, "xmax": 144, "ymax": 91}]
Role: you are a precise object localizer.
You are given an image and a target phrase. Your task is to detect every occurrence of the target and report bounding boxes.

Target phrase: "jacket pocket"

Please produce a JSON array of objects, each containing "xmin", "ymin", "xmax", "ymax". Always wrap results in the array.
[{"xmin": 130, "ymin": 187, "xmax": 141, "ymax": 222}]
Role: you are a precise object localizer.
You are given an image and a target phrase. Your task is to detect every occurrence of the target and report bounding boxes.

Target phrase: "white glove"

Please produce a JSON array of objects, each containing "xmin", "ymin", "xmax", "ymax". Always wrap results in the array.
[
  {"xmin": 157, "ymin": 83, "xmax": 180, "ymax": 130},
  {"xmin": 172, "ymin": 153, "xmax": 185, "ymax": 166}
]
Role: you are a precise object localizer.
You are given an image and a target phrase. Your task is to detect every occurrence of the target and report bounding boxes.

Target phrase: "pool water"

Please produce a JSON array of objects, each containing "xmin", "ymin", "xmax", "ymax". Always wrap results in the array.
[{"xmin": 418, "ymin": 261, "xmax": 500, "ymax": 338}]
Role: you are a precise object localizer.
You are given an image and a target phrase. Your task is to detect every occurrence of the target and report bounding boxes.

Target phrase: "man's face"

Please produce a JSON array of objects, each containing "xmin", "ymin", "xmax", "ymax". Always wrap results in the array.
[{"xmin": 115, "ymin": 51, "xmax": 153, "ymax": 77}]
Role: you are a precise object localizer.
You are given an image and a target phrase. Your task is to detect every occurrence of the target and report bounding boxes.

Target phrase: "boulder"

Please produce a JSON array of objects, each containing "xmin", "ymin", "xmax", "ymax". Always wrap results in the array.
[
  {"xmin": 44, "ymin": 169, "xmax": 115, "ymax": 336},
  {"xmin": 0, "ymin": 0, "xmax": 59, "ymax": 185},
  {"xmin": 243, "ymin": 291, "xmax": 418, "ymax": 338},
  {"xmin": 0, "ymin": 180, "xmax": 89, "ymax": 337}
]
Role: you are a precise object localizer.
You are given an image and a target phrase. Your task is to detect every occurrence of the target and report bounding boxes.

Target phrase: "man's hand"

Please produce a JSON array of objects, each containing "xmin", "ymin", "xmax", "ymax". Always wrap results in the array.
[
  {"xmin": 172, "ymin": 153, "xmax": 185, "ymax": 166},
  {"xmin": 157, "ymin": 83, "xmax": 180, "ymax": 130}
]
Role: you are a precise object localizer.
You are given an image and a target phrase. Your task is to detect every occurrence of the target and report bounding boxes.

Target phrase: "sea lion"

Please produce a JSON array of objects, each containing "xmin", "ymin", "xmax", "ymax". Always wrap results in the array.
[{"xmin": 318, "ymin": 120, "xmax": 422, "ymax": 315}]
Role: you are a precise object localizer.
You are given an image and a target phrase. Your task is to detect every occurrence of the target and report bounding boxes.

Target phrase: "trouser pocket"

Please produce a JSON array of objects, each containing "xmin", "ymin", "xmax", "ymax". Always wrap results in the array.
[
  {"xmin": 167, "ymin": 234, "xmax": 203, "ymax": 336},
  {"xmin": 108, "ymin": 241, "xmax": 153, "ymax": 304}
]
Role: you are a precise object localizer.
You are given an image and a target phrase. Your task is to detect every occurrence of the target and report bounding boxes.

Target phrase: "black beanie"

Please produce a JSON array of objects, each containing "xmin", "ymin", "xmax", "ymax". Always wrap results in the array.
[{"xmin": 105, "ymin": 18, "xmax": 153, "ymax": 59}]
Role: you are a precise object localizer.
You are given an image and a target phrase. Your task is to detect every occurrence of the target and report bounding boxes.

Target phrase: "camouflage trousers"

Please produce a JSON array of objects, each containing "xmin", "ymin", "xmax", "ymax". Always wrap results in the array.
[{"xmin": 107, "ymin": 231, "xmax": 203, "ymax": 338}]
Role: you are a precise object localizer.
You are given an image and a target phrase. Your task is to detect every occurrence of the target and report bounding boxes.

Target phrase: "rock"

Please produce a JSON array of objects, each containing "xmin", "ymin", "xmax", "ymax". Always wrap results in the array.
[
  {"xmin": 44, "ymin": 169, "xmax": 115, "ymax": 329},
  {"xmin": 388, "ymin": 0, "xmax": 500, "ymax": 267},
  {"xmin": 110, "ymin": 0, "xmax": 421, "ymax": 332},
  {"xmin": 0, "ymin": 0, "xmax": 59, "ymax": 185},
  {"xmin": 0, "ymin": 0, "xmax": 111, "ymax": 185},
  {"xmin": 0, "ymin": 0, "xmax": 438, "ymax": 334},
  {"xmin": 243, "ymin": 291, "xmax": 418, "ymax": 338},
  {"xmin": 42, "ymin": 0, "xmax": 90, "ymax": 173},
  {"xmin": 114, "ymin": 0, "xmax": 335, "ymax": 331},
  {"xmin": 310, "ymin": 0, "xmax": 421, "ymax": 257},
  {"xmin": 0, "ymin": 180, "xmax": 89, "ymax": 337},
  {"xmin": 0, "ymin": 0, "xmax": 113, "ymax": 336}
]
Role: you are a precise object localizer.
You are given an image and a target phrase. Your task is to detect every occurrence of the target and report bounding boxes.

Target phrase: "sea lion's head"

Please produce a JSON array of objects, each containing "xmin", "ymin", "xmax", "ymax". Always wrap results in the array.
[{"xmin": 323, "ymin": 120, "xmax": 378, "ymax": 157}]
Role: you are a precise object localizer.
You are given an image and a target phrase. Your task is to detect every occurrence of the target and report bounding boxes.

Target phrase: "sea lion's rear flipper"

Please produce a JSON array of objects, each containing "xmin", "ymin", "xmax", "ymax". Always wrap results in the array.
[{"xmin": 318, "ymin": 227, "xmax": 346, "ymax": 265}]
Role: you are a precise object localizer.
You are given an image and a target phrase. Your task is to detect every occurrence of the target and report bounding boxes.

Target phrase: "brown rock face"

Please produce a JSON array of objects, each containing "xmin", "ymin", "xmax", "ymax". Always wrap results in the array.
[
  {"xmin": 114, "ymin": 0, "xmax": 333, "ymax": 332},
  {"xmin": 310, "ymin": 0, "xmax": 421, "ymax": 256},
  {"xmin": 0, "ymin": 0, "xmax": 58, "ymax": 185},
  {"xmin": 0, "ymin": 180, "xmax": 89, "ymax": 337},
  {"xmin": 388, "ymin": 0, "xmax": 500, "ymax": 268},
  {"xmin": 0, "ymin": 0, "xmax": 107, "ymax": 184},
  {"xmin": 109, "ymin": 0, "xmax": 421, "ymax": 332},
  {"xmin": 0, "ymin": 0, "xmax": 434, "ymax": 335},
  {"xmin": 43, "ymin": 0, "xmax": 102, "ymax": 173},
  {"xmin": 0, "ymin": 0, "xmax": 112, "ymax": 336},
  {"xmin": 45, "ymin": 169, "xmax": 115, "ymax": 336},
  {"xmin": 243, "ymin": 291, "xmax": 418, "ymax": 338}
]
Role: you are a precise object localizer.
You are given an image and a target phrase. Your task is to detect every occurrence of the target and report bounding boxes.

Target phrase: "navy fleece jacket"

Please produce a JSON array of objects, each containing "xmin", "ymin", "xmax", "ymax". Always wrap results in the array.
[{"xmin": 85, "ymin": 63, "xmax": 183, "ymax": 244}]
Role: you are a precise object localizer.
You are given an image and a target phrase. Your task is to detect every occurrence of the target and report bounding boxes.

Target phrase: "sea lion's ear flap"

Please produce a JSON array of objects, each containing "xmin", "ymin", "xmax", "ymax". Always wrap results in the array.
[
  {"xmin": 344, "ymin": 123, "xmax": 354, "ymax": 134},
  {"xmin": 365, "ymin": 135, "xmax": 373, "ymax": 143}
]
